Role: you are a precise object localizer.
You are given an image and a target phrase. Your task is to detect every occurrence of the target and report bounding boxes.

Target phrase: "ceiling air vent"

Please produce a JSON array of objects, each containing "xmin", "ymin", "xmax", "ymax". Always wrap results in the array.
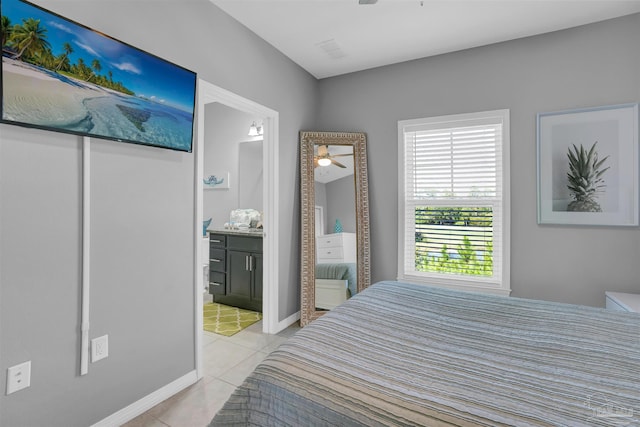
[
  {"xmin": 358, "ymin": 0, "xmax": 378, "ymax": 4},
  {"xmin": 316, "ymin": 39, "xmax": 346, "ymax": 59}
]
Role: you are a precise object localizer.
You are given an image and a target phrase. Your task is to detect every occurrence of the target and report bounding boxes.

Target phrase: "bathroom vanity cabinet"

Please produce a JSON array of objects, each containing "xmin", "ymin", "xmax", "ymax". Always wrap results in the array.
[{"xmin": 209, "ymin": 231, "xmax": 263, "ymax": 312}]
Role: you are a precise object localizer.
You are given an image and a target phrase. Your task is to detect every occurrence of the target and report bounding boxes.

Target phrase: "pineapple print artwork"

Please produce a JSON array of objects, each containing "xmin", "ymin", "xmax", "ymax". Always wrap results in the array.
[{"xmin": 566, "ymin": 141, "xmax": 610, "ymax": 212}]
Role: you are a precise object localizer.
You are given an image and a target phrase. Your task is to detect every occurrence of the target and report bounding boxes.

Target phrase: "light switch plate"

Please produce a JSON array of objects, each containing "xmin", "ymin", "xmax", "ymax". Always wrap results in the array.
[{"xmin": 6, "ymin": 361, "xmax": 31, "ymax": 395}]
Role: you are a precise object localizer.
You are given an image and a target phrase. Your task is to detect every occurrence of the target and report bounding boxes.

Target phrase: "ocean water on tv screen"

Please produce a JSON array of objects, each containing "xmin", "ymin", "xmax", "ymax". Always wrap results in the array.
[
  {"xmin": 2, "ymin": 58, "xmax": 193, "ymax": 151},
  {"xmin": 83, "ymin": 95, "xmax": 194, "ymax": 151}
]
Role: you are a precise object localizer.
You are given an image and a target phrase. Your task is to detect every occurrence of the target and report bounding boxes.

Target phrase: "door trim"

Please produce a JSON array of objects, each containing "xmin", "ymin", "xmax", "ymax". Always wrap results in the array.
[{"xmin": 195, "ymin": 79, "xmax": 280, "ymax": 380}]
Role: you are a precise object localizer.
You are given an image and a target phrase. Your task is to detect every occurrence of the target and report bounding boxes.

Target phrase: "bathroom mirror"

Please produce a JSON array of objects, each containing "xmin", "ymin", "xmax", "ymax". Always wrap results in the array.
[{"xmin": 300, "ymin": 131, "xmax": 370, "ymax": 326}]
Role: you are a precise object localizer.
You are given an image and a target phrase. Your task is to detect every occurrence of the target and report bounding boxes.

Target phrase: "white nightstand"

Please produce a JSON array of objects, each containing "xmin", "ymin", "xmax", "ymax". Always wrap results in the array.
[
  {"xmin": 605, "ymin": 292, "xmax": 640, "ymax": 313},
  {"xmin": 316, "ymin": 232, "xmax": 356, "ymax": 264}
]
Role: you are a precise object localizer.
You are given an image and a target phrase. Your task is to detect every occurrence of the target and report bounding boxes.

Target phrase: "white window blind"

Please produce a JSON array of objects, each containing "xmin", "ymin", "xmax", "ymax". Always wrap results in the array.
[{"xmin": 398, "ymin": 110, "xmax": 510, "ymax": 294}]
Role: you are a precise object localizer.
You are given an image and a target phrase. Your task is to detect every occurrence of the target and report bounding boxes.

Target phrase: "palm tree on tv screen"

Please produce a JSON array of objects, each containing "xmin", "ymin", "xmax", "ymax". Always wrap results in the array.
[
  {"xmin": 87, "ymin": 58, "xmax": 102, "ymax": 82},
  {"xmin": 10, "ymin": 17, "xmax": 50, "ymax": 61},
  {"xmin": 55, "ymin": 42, "xmax": 74, "ymax": 71},
  {"xmin": 33, "ymin": 46, "xmax": 56, "ymax": 69},
  {"xmin": 1, "ymin": 15, "xmax": 12, "ymax": 47},
  {"xmin": 2, "ymin": 12, "xmax": 134, "ymax": 97},
  {"xmin": 74, "ymin": 57, "xmax": 90, "ymax": 80}
]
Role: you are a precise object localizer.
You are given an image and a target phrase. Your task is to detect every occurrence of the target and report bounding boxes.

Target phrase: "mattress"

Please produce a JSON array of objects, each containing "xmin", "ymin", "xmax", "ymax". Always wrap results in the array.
[
  {"xmin": 210, "ymin": 280, "xmax": 640, "ymax": 426},
  {"xmin": 315, "ymin": 262, "xmax": 357, "ymax": 297}
]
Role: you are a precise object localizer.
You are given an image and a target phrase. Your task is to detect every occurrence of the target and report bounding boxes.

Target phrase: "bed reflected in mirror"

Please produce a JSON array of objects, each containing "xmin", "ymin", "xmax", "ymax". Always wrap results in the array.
[{"xmin": 300, "ymin": 131, "xmax": 370, "ymax": 326}]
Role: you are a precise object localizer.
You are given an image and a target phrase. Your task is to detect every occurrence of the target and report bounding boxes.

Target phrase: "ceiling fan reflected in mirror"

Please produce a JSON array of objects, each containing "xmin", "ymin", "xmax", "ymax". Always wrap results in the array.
[{"xmin": 314, "ymin": 145, "xmax": 353, "ymax": 168}]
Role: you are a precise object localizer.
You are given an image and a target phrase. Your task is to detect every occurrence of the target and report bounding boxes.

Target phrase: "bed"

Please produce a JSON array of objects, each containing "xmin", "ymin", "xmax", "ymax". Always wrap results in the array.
[
  {"xmin": 314, "ymin": 263, "xmax": 358, "ymax": 310},
  {"xmin": 315, "ymin": 262, "xmax": 358, "ymax": 296},
  {"xmin": 210, "ymin": 280, "xmax": 640, "ymax": 426}
]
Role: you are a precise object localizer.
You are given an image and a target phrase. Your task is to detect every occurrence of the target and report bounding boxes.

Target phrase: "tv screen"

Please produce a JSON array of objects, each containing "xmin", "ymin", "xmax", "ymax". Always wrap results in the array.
[{"xmin": 1, "ymin": 0, "xmax": 197, "ymax": 152}]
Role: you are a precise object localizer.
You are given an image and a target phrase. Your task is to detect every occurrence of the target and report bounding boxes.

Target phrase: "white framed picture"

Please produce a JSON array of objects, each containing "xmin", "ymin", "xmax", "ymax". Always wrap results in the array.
[
  {"xmin": 537, "ymin": 103, "xmax": 638, "ymax": 226},
  {"xmin": 203, "ymin": 171, "xmax": 230, "ymax": 190}
]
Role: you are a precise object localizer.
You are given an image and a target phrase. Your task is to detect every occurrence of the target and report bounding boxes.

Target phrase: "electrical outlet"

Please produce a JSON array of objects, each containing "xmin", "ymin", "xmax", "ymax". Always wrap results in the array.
[
  {"xmin": 91, "ymin": 335, "xmax": 109, "ymax": 362},
  {"xmin": 6, "ymin": 361, "xmax": 31, "ymax": 395}
]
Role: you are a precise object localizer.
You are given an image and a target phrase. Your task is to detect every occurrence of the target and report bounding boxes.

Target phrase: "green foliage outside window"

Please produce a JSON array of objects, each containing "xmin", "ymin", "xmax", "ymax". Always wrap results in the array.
[
  {"xmin": 415, "ymin": 207, "xmax": 493, "ymax": 276},
  {"xmin": 415, "ymin": 206, "xmax": 492, "ymax": 227}
]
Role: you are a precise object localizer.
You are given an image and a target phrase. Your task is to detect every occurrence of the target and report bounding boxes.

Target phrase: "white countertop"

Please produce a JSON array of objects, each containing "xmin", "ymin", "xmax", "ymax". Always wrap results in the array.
[{"xmin": 207, "ymin": 228, "xmax": 264, "ymax": 237}]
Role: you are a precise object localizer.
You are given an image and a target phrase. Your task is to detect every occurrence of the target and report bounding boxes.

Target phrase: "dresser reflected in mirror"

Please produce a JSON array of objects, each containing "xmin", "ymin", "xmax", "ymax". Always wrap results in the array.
[{"xmin": 300, "ymin": 131, "xmax": 370, "ymax": 326}]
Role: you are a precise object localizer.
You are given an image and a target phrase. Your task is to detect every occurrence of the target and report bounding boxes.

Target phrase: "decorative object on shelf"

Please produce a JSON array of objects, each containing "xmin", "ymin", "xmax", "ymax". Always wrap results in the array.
[
  {"xmin": 204, "ymin": 171, "xmax": 230, "ymax": 190},
  {"xmin": 203, "ymin": 218, "xmax": 212, "ymax": 236},
  {"xmin": 334, "ymin": 219, "xmax": 343, "ymax": 233},
  {"xmin": 537, "ymin": 103, "xmax": 639, "ymax": 226},
  {"xmin": 230, "ymin": 209, "xmax": 261, "ymax": 229}
]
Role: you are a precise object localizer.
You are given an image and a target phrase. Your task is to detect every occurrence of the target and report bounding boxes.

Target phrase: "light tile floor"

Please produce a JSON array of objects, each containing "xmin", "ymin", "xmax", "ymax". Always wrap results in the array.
[{"xmin": 123, "ymin": 317, "xmax": 300, "ymax": 427}]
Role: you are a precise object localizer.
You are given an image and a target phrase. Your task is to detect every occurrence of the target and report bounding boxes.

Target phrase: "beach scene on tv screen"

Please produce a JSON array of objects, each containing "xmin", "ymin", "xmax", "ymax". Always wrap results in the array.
[{"xmin": 1, "ymin": 0, "xmax": 196, "ymax": 151}]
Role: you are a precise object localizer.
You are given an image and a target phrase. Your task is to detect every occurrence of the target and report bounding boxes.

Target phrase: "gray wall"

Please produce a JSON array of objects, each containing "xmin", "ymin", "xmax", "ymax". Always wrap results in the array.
[
  {"xmin": 0, "ymin": 0, "xmax": 317, "ymax": 425},
  {"xmin": 238, "ymin": 140, "xmax": 264, "ymax": 213},
  {"xmin": 317, "ymin": 13, "xmax": 640, "ymax": 307},
  {"xmin": 203, "ymin": 103, "xmax": 263, "ymax": 230},
  {"xmin": 326, "ymin": 175, "xmax": 357, "ymax": 234},
  {"xmin": 2, "ymin": 3, "xmax": 638, "ymax": 425},
  {"xmin": 314, "ymin": 181, "xmax": 328, "ymax": 234},
  {"xmin": 314, "ymin": 175, "xmax": 356, "ymax": 234}
]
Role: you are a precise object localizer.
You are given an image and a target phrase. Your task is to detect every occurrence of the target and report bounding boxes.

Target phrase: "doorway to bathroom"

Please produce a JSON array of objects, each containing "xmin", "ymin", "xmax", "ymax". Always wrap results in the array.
[
  {"xmin": 194, "ymin": 79, "xmax": 279, "ymax": 380},
  {"xmin": 202, "ymin": 103, "xmax": 264, "ymax": 315},
  {"xmin": 202, "ymin": 103, "xmax": 264, "ymax": 235}
]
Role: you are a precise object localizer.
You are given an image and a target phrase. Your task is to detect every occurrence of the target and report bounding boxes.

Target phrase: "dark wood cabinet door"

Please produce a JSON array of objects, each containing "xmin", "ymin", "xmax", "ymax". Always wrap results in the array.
[
  {"xmin": 209, "ymin": 271, "xmax": 226, "ymax": 296},
  {"xmin": 227, "ymin": 250, "xmax": 252, "ymax": 299},
  {"xmin": 209, "ymin": 249, "xmax": 226, "ymax": 273},
  {"xmin": 211, "ymin": 233, "xmax": 263, "ymax": 312},
  {"xmin": 252, "ymin": 253, "xmax": 263, "ymax": 304},
  {"xmin": 227, "ymin": 235, "xmax": 262, "ymax": 252}
]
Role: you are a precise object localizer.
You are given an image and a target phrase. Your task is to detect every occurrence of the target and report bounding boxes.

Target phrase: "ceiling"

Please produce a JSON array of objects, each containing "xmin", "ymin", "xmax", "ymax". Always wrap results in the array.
[
  {"xmin": 314, "ymin": 145, "xmax": 355, "ymax": 184},
  {"xmin": 209, "ymin": 0, "xmax": 640, "ymax": 79}
]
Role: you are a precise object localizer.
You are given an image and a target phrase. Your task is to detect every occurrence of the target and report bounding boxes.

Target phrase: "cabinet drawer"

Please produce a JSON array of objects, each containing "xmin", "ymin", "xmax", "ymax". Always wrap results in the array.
[
  {"xmin": 209, "ymin": 272, "xmax": 226, "ymax": 295},
  {"xmin": 209, "ymin": 234, "xmax": 227, "ymax": 248},
  {"xmin": 228, "ymin": 235, "xmax": 262, "ymax": 252},
  {"xmin": 316, "ymin": 234, "xmax": 342, "ymax": 248},
  {"xmin": 209, "ymin": 248, "xmax": 226, "ymax": 272},
  {"xmin": 317, "ymin": 246, "xmax": 343, "ymax": 260}
]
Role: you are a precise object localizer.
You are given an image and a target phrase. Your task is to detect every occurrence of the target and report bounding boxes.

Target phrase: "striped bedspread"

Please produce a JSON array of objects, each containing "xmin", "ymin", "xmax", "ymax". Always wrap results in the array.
[
  {"xmin": 210, "ymin": 281, "xmax": 640, "ymax": 426},
  {"xmin": 316, "ymin": 262, "xmax": 358, "ymax": 296}
]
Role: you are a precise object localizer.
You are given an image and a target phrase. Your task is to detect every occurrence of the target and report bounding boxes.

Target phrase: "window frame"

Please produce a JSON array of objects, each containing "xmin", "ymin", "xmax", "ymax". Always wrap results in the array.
[{"xmin": 397, "ymin": 109, "xmax": 511, "ymax": 295}]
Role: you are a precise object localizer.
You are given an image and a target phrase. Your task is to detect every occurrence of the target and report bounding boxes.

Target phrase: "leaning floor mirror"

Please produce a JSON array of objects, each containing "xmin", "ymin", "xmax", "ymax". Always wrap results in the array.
[{"xmin": 300, "ymin": 131, "xmax": 371, "ymax": 326}]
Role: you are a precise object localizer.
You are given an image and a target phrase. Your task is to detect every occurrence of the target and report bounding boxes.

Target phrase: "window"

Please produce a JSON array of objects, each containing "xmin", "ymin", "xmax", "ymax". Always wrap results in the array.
[{"xmin": 398, "ymin": 110, "xmax": 510, "ymax": 295}]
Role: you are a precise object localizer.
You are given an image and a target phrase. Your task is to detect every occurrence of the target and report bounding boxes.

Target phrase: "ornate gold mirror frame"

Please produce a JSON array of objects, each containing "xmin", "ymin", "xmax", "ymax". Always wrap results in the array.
[{"xmin": 300, "ymin": 131, "xmax": 370, "ymax": 326}]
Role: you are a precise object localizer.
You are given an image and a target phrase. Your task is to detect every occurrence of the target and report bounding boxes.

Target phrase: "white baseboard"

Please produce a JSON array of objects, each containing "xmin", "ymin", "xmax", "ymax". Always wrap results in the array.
[{"xmin": 91, "ymin": 370, "xmax": 198, "ymax": 427}]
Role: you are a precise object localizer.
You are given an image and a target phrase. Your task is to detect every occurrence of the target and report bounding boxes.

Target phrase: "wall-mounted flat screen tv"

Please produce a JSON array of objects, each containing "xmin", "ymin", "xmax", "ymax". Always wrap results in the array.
[{"xmin": 1, "ymin": 0, "xmax": 197, "ymax": 152}]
